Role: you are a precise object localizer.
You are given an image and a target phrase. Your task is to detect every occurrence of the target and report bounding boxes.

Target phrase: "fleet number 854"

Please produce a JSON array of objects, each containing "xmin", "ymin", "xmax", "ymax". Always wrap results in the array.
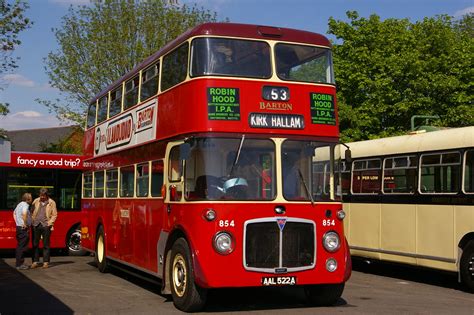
[{"xmin": 219, "ymin": 220, "xmax": 235, "ymax": 227}]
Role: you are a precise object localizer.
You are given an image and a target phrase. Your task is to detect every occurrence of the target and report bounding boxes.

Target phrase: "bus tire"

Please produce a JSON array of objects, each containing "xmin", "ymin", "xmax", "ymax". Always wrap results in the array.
[
  {"xmin": 95, "ymin": 226, "xmax": 109, "ymax": 273},
  {"xmin": 304, "ymin": 283, "xmax": 344, "ymax": 306},
  {"xmin": 67, "ymin": 227, "xmax": 86, "ymax": 256},
  {"xmin": 169, "ymin": 238, "xmax": 207, "ymax": 312},
  {"xmin": 460, "ymin": 240, "xmax": 474, "ymax": 292}
]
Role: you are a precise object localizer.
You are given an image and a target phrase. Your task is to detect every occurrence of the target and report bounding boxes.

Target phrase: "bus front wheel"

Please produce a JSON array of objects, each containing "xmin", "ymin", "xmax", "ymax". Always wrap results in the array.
[
  {"xmin": 95, "ymin": 226, "xmax": 109, "ymax": 273},
  {"xmin": 460, "ymin": 240, "xmax": 474, "ymax": 292},
  {"xmin": 304, "ymin": 283, "xmax": 344, "ymax": 306},
  {"xmin": 169, "ymin": 238, "xmax": 207, "ymax": 312}
]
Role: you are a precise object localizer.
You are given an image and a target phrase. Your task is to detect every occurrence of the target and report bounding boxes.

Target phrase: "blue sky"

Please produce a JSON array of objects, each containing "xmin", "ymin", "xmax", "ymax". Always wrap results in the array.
[{"xmin": 0, "ymin": 0, "xmax": 472, "ymax": 130}]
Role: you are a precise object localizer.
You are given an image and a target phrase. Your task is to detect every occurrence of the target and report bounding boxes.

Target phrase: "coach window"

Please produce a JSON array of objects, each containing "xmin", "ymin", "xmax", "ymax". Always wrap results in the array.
[
  {"xmin": 383, "ymin": 155, "xmax": 417, "ymax": 194},
  {"xmin": 136, "ymin": 162, "xmax": 149, "ymax": 197},
  {"xmin": 124, "ymin": 76, "xmax": 139, "ymax": 110},
  {"xmin": 352, "ymin": 159, "xmax": 381, "ymax": 194},
  {"xmin": 57, "ymin": 170, "xmax": 81, "ymax": 209},
  {"xmin": 151, "ymin": 160, "xmax": 164, "ymax": 197},
  {"xmin": 420, "ymin": 152, "xmax": 461, "ymax": 194},
  {"xmin": 141, "ymin": 63, "xmax": 159, "ymax": 101},
  {"xmin": 86, "ymin": 102, "xmax": 96, "ymax": 129},
  {"xmin": 97, "ymin": 95, "xmax": 108, "ymax": 123},
  {"xmin": 161, "ymin": 43, "xmax": 189, "ymax": 91},
  {"xmin": 106, "ymin": 169, "xmax": 118, "ymax": 197},
  {"xmin": 109, "ymin": 87, "xmax": 122, "ymax": 117},
  {"xmin": 83, "ymin": 173, "xmax": 93, "ymax": 198},
  {"xmin": 120, "ymin": 166, "xmax": 135, "ymax": 197},
  {"xmin": 464, "ymin": 150, "xmax": 474, "ymax": 193},
  {"xmin": 6, "ymin": 169, "xmax": 54, "ymax": 208},
  {"xmin": 94, "ymin": 171, "xmax": 105, "ymax": 198}
]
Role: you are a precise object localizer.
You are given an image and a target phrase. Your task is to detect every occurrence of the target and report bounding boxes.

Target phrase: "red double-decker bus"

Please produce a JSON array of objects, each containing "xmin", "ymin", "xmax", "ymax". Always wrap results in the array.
[
  {"xmin": 81, "ymin": 23, "xmax": 351, "ymax": 311},
  {"xmin": 0, "ymin": 151, "xmax": 84, "ymax": 255}
]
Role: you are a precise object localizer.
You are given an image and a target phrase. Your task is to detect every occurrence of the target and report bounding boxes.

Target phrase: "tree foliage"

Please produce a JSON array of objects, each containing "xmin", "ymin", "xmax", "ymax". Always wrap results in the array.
[
  {"xmin": 0, "ymin": 0, "xmax": 31, "ymax": 117},
  {"xmin": 42, "ymin": 0, "xmax": 220, "ymax": 125},
  {"xmin": 329, "ymin": 11, "xmax": 474, "ymax": 141}
]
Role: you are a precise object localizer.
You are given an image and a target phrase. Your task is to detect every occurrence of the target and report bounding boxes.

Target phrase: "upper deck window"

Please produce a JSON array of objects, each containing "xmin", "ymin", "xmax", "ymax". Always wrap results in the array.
[
  {"xmin": 191, "ymin": 38, "xmax": 271, "ymax": 79},
  {"xmin": 124, "ymin": 75, "xmax": 139, "ymax": 110},
  {"xmin": 161, "ymin": 43, "xmax": 189, "ymax": 91},
  {"xmin": 97, "ymin": 95, "xmax": 108, "ymax": 123},
  {"xmin": 86, "ymin": 102, "xmax": 96, "ymax": 129},
  {"xmin": 141, "ymin": 62, "xmax": 159, "ymax": 101},
  {"xmin": 109, "ymin": 88, "xmax": 122, "ymax": 118},
  {"xmin": 275, "ymin": 44, "xmax": 334, "ymax": 84}
]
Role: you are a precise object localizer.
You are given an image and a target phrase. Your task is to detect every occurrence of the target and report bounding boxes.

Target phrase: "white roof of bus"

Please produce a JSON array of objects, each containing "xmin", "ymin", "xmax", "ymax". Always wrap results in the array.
[{"xmin": 346, "ymin": 126, "xmax": 474, "ymax": 158}]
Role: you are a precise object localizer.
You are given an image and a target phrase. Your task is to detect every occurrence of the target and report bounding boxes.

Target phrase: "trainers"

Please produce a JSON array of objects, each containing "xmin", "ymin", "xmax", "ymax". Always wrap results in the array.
[
  {"xmin": 16, "ymin": 265, "xmax": 29, "ymax": 270},
  {"xmin": 30, "ymin": 262, "xmax": 39, "ymax": 269},
  {"xmin": 42, "ymin": 262, "xmax": 49, "ymax": 269}
]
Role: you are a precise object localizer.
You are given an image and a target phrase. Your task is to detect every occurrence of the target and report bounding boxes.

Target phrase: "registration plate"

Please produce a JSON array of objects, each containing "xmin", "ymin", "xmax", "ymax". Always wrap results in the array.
[{"xmin": 261, "ymin": 276, "xmax": 297, "ymax": 286}]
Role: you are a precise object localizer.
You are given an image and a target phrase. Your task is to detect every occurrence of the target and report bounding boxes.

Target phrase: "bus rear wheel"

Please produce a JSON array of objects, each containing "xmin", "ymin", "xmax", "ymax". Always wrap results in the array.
[
  {"xmin": 169, "ymin": 238, "xmax": 207, "ymax": 312},
  {"xmin": 304, "ymin": 283, "xmax": 344, "ymax": 306},
  {"xmin": 460, "ymin": 240, "xmax": 474, "ymax": 292},
  {"xmin": 95, "ymin": 226, "xmax": 109, "ymax": 273}
]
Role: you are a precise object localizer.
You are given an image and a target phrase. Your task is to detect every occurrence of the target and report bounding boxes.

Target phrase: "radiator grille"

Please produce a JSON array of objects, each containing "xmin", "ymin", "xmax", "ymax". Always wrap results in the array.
[{"xmin": 244, "ymin": 219, "xmax": 315, "ymax": 271}]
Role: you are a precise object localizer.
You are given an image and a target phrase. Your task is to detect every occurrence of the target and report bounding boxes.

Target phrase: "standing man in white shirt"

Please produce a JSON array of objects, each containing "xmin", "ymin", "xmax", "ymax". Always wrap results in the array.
[{"xmin": 13, "ymin": 193, "xmax": 33, "ymax": 270}]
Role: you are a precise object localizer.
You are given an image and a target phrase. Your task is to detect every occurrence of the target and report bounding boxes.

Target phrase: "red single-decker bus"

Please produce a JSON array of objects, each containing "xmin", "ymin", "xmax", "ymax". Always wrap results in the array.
[{"xmin": 0, "ymin": 151, "xmax": 84, "ymax": 255}]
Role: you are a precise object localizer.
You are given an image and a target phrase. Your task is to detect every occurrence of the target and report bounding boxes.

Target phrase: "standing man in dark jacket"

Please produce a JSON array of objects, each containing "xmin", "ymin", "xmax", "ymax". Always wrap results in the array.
[{"xmin": 30, "ymin": 188, "xmax": 57, "ymax": 269}]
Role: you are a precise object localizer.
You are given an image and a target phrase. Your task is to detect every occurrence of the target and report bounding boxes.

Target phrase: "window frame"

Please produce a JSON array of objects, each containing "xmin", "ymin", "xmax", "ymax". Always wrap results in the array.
[
  {"xmin": 382, "ymin": 155, "xmax": 418, "ymax": 195},
  {"xmin": 463, "ymin": 149, "xmax": 474, "ymax": 194},
  {"xmin": 83, "ymin": 172, "xmax": 93, "ymax": 198},
  {"xmin": 119, "ymin": 165, "xmax": 136, "ymax": 198},
  {"xmin": 419, "ymin": 151, "xmax": 461, "ymax": 195},
  {"xmin": 161, "ymin": 42, "xmax": 189, "ymax": 92},
  {"xmin": 136, "ymin": 162, "xmax": 150, "ymax": 198},
  {"xmin": 351, "ymin": 158, "xmax": 382, "ymax": 195}
]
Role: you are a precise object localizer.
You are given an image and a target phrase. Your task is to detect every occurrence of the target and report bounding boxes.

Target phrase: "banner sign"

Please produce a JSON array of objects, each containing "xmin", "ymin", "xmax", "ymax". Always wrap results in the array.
[{"xmin": 94, "ymin": 99, "xmax": 157, "ymax": 157}]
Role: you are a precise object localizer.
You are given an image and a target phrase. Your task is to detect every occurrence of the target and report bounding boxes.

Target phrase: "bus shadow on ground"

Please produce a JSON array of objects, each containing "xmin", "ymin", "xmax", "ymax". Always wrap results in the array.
[
  {"xmin": 205, "ymin": 287, "xmax": 349, "ymax": 312},
  {"xmin": 0, "ymin": 258, "xmax": 73, "ymax": 314},
  {"xmin": 87, "ymin": 259, "xmax": 349, "ymax": 312},
  {"xmin": 351, "ymin": 257, "xmax": 466, "ymax": 292}
]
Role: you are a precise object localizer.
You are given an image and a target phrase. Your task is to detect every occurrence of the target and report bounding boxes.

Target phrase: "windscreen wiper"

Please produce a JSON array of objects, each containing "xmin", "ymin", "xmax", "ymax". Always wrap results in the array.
[{"xmin": 228, "ymin": 135, "xmax": 245, "ymax": 177}]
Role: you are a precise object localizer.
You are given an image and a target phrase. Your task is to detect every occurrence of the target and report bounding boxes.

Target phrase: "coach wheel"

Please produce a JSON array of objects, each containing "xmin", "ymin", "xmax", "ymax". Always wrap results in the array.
[
  {"xmin": 304, "ymin": 283, "xmax": 344, "ymax": 306},
  {"xmin": 67, "ymin": 228, "xmax": 86, "ymax": 256},
  {"xmin": 95, "ymin": 226, "xmax": 109, "ymax": 273},
  {"xmin": 460, "ymin": 240, "xmax": 474, "ymax": 292},
  {"xmin": 169, "ymin": 238, "xmax": 207, "ymax": 312}
]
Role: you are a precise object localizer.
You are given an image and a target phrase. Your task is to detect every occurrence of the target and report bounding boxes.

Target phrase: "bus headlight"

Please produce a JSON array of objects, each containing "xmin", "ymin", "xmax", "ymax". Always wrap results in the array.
[
  {"xmin": 213, "ymin": 232, "xmax": 234, "ymax": 255},
  {"xmin": 323, "ymin": 231, "xmax": 340, "ymax": 252}
]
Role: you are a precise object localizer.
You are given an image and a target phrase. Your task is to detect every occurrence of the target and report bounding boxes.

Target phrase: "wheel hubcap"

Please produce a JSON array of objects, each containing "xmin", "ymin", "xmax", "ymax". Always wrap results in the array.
[
  {"xmin": 172, "ymin": 253, "xmax": 187, "ymax": 297},
  {"xmin": 97, "ymin": 235, "xmax": 104, "ymax": 263},
  {"xmin": 68, "ymin": 230, "xmax": 82, "ymax": 252}
]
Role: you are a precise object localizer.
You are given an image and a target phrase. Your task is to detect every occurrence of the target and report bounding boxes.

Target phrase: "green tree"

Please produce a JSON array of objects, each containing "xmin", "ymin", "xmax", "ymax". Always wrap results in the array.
[
  {"xmin": 329, "ymin": 11, "xmax": 474, "ymax": 141},
  {"xmin": 0, "ymin": 0, "xmax": 31, "ymax": 135},
  {"xmin": 41, "ymin": 0, "xmax": 220, "ymax": 125}
]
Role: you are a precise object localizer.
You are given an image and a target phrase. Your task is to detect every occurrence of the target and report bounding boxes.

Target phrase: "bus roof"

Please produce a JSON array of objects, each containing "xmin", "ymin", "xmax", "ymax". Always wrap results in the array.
[
  {"xmin": 346, "ymin": 126, "xmax": 474, "ymax": 158},
  {"xmin": 92, "ymin": 22, "xmax": 332, "ymax": 102}
]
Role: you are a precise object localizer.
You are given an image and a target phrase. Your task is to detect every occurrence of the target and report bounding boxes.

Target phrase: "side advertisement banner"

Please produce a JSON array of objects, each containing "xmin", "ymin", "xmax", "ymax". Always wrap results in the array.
[{"xmin": 93, "ymin": 99, "xmax": 157, "ymax": 157}]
